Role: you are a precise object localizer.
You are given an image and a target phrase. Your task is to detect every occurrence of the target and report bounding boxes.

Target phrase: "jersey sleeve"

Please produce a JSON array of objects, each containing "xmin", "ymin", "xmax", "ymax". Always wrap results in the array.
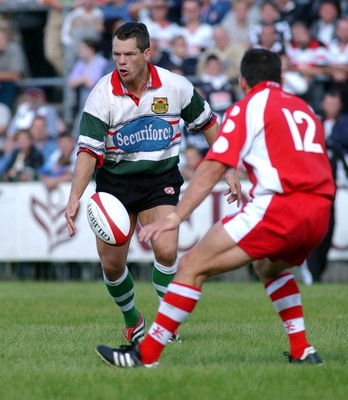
[
  {"xmin": 205, "ymin": 103, "xmax": 247, "ymax": 168},
  {"xmin": 179, "ymin": 85, "xmax": 216, "ymax": 131}
]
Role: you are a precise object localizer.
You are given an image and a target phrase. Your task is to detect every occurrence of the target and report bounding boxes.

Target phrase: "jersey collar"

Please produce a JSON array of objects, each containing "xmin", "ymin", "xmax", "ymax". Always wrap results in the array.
[
  {"xmin": 111, "ymin": 63, "xmax": 162, "ymax": 95},
  {"xmin": 249, "ymin": 81, "xmax": 281, "ymax": 95}
]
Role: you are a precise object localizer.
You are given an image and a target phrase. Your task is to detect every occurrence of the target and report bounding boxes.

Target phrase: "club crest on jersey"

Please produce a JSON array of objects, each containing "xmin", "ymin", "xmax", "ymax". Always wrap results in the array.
[{"xmin": 152, "ymin": 97, "xmax": 168, "ymax": 114}]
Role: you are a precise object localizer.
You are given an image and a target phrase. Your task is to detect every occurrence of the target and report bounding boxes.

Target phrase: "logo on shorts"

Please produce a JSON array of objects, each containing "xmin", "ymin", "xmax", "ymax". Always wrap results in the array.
[
  {"xmin": 152, "ymin": 97, "xmax": 168, "ymax": 114},
  {"xmin": 164, "ymin": 186, "xmax": 175, "ymax": 195}
]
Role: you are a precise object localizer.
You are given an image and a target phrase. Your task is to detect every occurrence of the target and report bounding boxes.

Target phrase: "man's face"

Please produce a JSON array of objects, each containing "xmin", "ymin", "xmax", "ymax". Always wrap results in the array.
[
  {"xmin": 292, "ymin": 24, "xmax": 311, "ymax": 48},
  {"xmin": 322, "ymin": 94, "xmax": 341, "ymax": 118},
  {"xmin": 112, "ymin": 37, "xmax": 149, "ymax": 84}
]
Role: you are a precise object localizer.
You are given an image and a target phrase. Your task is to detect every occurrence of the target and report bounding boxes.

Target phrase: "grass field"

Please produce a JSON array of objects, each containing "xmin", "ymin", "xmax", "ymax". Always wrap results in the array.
[{"xmin": 0, "ymin": 280, "xmax": 347, "ymax": 400}]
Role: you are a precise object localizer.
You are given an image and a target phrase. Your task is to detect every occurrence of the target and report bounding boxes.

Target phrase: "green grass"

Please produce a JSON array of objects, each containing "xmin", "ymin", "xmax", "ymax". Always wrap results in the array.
[{"xmin": 0, "ymin": 281, "xmax": 347, "ymax": 400}]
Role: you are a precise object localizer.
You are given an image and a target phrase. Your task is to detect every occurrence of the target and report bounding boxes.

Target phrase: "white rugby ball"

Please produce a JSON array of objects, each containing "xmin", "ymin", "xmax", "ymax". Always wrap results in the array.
[{"xmin": 87, "ymin": 192, "xmax": 130, "ymax": 246}]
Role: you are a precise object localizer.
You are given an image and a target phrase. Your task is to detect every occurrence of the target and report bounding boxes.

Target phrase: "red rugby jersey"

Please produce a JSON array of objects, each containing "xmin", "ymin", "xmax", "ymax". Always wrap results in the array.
[{"xmin": 205, "ymin": 81, "xmax": 335, "ymax": 200}]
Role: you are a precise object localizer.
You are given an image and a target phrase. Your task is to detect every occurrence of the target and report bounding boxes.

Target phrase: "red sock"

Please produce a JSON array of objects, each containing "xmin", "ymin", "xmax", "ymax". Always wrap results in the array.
[
  {"xmin": 140, "ymin": 282, "xmax": 201, "ymax": 364},
  {"xmin": 265, "ymin": 272, "xmax": 309, "ymax": 359}
]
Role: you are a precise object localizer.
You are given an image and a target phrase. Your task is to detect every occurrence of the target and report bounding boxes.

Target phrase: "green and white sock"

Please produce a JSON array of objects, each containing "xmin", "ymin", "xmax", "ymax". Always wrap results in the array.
[
  {"xmin": 103, "ymin": 266, "xmax": 139, "ymax": 327},
  {"xmin": 152, "ymin": 259, "xmax": 178, "ymax": 302}
]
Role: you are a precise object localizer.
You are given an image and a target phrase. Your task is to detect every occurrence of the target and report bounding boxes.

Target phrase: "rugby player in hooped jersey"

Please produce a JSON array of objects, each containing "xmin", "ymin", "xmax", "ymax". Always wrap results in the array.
[
  {"xmin": 96, "ymin": 48, "xmax": 335, "ymax": 368},
  {"xmin": 65, "ymin": 22, "xmax": 219, "ymax": 344}
]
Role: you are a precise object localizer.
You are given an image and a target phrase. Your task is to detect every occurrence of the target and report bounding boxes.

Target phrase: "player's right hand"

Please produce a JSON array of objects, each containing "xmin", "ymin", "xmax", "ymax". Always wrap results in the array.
[
  {"xmin": 224, "ymin": 168, "xmax": 242, "ymax": 207},
  {"xmin": 65, "ymin": 198, "xmax": 80, "ymax": 237}
]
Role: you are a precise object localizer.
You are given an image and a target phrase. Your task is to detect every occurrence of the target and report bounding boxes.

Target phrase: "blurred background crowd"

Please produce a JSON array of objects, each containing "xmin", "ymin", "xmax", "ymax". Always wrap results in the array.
[{"xmin": 1, "ymin": 0, "xmax": 348, "ymax": 281}]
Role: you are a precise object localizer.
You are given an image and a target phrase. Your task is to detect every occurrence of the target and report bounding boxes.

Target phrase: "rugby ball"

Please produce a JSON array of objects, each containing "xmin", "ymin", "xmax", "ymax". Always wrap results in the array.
[{"xmin": 87, "ymin": 192, "xmax": 130, "ymax": 246}]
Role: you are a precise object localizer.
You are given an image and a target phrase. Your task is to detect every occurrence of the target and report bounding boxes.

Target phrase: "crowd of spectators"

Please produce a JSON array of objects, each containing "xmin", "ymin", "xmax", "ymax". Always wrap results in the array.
[
  {"xmin": 1, "ymin": 0, "xmax": 348, "ymax": 280},
  {"xmin": 1, "ymin": 0, "xmax": 348, "ymax": 180}
]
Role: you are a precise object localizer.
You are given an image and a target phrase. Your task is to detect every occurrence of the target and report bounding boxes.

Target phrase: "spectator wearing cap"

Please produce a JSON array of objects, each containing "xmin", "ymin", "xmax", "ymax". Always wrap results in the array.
[{"xmin": 7, "ymin": 87, "xmax": 65, "ymax": 140}]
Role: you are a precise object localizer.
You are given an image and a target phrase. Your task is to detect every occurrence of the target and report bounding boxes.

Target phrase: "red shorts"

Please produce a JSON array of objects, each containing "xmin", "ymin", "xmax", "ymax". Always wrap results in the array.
[{"xmin": 222, "ymin": 193, "xmax": 332, "ymax": 266}]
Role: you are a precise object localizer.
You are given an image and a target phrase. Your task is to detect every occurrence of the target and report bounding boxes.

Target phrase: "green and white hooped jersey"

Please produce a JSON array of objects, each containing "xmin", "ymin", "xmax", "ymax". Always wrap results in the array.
[{"xmin": 77, "ymin": 63, "xmax": 215, "ymax": 175}]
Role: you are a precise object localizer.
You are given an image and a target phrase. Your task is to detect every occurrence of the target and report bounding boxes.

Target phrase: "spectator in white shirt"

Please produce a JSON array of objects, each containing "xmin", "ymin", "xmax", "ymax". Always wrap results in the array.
[{"xmin": 179, "ymin": 0, "xmax": 214, "ymax": 58}]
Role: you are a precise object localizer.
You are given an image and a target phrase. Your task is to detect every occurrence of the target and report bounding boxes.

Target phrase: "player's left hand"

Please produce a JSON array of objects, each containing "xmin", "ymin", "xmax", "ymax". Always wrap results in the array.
[{"xmin": 139, "ymin": 212, "xmax": 181, "ymax": 242}]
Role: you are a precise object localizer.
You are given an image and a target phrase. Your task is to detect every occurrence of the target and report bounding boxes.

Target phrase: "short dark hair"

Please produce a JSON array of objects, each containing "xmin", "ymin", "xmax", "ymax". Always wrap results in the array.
[
  {"xmin": 240, "ymin": 48, "xmax": 281, "ymax": 88},
  {"xmin": 113, "ymin": 22, "xmax": 150, "ymax": 52}
]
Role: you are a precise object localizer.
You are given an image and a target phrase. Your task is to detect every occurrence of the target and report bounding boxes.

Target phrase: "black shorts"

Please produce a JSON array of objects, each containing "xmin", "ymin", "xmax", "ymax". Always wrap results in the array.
[{"xmin": 95, "ymin": 167, "xmax": 184, "ymax": 213}]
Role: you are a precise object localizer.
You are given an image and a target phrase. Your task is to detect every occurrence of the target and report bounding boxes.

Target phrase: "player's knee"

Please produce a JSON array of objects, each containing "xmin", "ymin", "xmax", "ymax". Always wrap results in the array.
[
  {"xmin": 154, "ymin": 248, "xmax": 177, "ymax": 266},
  {"xmin": 253, "ymin": 259, "xmax": 288, "ymax": 282},
  {"xmin": 100, "ymin": 255, "xmax": 125, "ymax": 276}
]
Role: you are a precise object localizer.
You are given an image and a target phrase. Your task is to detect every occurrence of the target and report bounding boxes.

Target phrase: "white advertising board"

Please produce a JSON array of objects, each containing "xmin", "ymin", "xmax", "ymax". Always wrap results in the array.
[{"xmin": 0, "ymin": 182, "xmax": 347, "ymax": 262}]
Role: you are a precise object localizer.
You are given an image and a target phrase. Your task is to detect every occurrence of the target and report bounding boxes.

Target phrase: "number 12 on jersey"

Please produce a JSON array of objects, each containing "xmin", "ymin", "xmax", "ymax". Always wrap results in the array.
[{"xmin": 282, "ymin": 108, "xmax": 324, "ymax": 154}]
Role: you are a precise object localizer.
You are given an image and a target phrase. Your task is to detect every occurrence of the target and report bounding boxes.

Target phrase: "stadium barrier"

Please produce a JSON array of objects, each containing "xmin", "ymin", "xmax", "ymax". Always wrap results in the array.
[{"xmin": 1, "ymin": 181, "xmax": 348, "ymax": 263}]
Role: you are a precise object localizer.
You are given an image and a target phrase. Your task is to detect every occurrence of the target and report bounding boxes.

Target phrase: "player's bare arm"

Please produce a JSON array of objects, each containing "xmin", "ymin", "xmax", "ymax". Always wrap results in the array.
[
  {"xmin": 202, "ymin": 121, "xmax": 220, "ymax": 146},
  {"xmin": 139, "ymin": 160, "xmax": 227, "ymax": 242},
  {"xmin": 65, "ymin": 152, "xmax": 97, "ymax": 236}
]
